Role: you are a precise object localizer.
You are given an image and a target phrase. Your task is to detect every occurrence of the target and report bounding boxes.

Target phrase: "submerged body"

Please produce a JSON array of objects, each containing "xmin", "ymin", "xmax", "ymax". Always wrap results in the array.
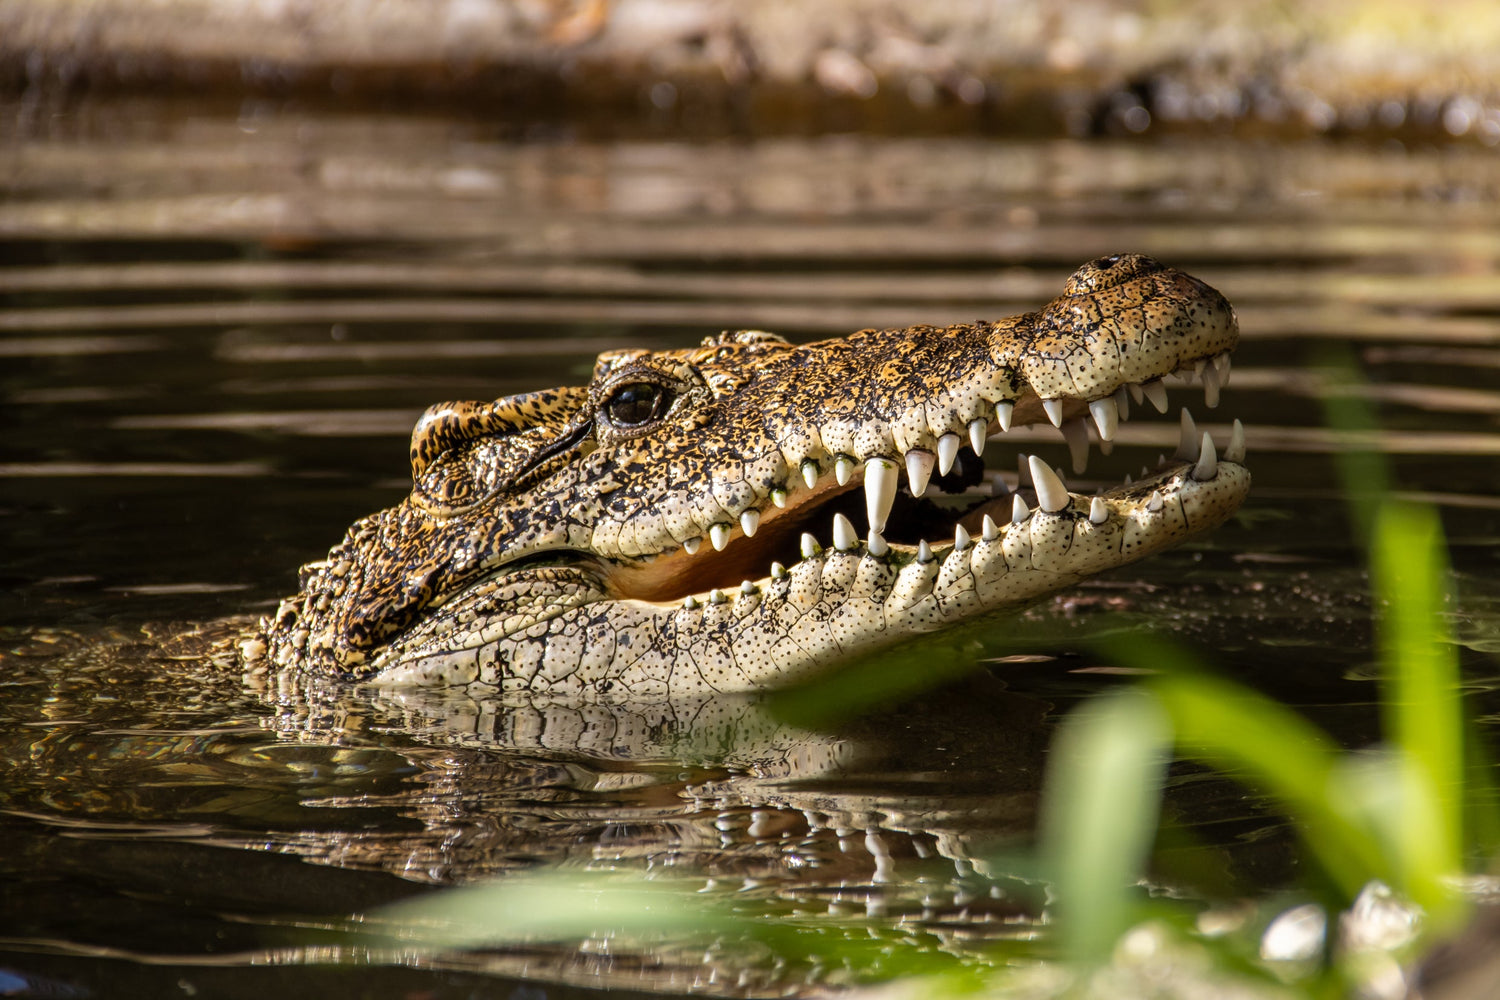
[{"xmin": 248, "ymin": 254, "xmax": 1249, "ymax": 698}]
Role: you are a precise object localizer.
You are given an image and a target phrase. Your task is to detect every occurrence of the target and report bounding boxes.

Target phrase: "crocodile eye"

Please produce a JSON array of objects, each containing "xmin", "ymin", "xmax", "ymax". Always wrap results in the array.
[{"xmin": 604, "ymin": 381, "xmax": 672, "ymax": 427}]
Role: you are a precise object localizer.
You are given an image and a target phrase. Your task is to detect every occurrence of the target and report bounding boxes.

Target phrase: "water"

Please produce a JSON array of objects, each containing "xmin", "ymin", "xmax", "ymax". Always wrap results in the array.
[{"xmin": 4, "ymin": 99, "xmax": 1500, "ymax": 996}]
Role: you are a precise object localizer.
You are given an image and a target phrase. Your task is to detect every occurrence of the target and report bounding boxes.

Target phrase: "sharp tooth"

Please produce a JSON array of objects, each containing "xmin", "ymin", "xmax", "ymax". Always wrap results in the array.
[
  {"xmin": 709, "ymin": 588, "xmax": 727, "ymax": 605},
  {"xmin": 968, "ymin": 417, "xmax": 988, "ymax": 457},
  {"xmin": 867, "ymin": 528, "xmax": 889, "ymax": 557},
  {"xmin": 1193, "ymin": 358, "xmax": 1207, "ymax": 379},
  {"xmin": 770, "ymin": 488, "xmax": 787, "ymax": 508},
  {"xmin": 905, "ymin": 449, "xmax": 935, "ymax": 497},
  {"xmin": 1029, "ymin": 455, "xmax": 1070, "ymax": 513},
  {"xmin": 1214, "ymin": 352, "xmax": 1232, "ymax": 387},
  {"xmin": 1099, "ymin": 437, "xmax": 1114, "ymax": 456},
  {"xmin": 1114, "ymin": 385, "xmax": 1132, "ymax": 421},
  {"xmin": 770, "ymin": 561, "xmax": 788, "ymax": 579},
  {"xmin": 1142, "ymin": 379, "xmax": 1169, "ymax": 413},
  {"xmin": 1148, "ymin": 490, "xmax": 1164, "ymax": 512},
  {"xmin": 864, "ymin": 457, "xmax": 899, "ymax": 533},
  {"xmin": 740, "ymin": 509, "xmax": 761, "ymax": 537},
  {"xmin": 936, "ymin": 433, "xmax": 962, "ymax": 476},
  {"xmin": 1127, "ymin": 382, "xmax": 1145, "ymax": 405},
  {"xmin": 917, "ymin": 539, "xmax": 934, "ymax": 564},
  {"xmin": 982, "ymin": 514, "xmax": 1000, "ymax": 541},
  {"xmin": 682, "ymin": 594, "xmax": 699, "ymax": 609},
  {"xmin": 800, "ymin": 533, "xmax": 822, "ymax": 559},
  {"xmin": 1089, "ymin": 397, "xmax": 1119, "ymax": 441},
  {"xmin": 710, "ymin": 523, "xmax": 732, "ymax": 551},
  {"xmin": 835, "ymin": 455, "xmax": 855, "ymax": 486},
  {"xmin": 1174, "ymin": 409, "xmax": 1200, "ymax": 461},
  {"xmin": 1042, "ymin": 398, "xmax": 1065, "ymax": 428},
  {"xmin": 995, "ymin": 400, "xmax": 1014, "ymax": 432},
  {"xmin": 683, "ymin": 537, "xmax": 702, "ymax": 554},
  {"xmin": 1123, "ymin": 472, "xmax": 1133, "ymax": 485},
  {"xmin": 1202, "ymin": 363, "xmax": 1221, "ymax": 408},
  {"xmin": 1225, "ymin": 418, "xmax": 1246, "ymax": 463},
  {"xmin": 953, "ymin": 523, "xmax": 971, "ymax": 551},
  {"xmin": 1062, "ymin": 418, "xmax": 1090, "ymax": 474},
  {"xmin": 832, "ymin": 512, "xmax": 857, "ymax": 551},
  {"xmin": 1011, "ymin": 493, "xmax": 1030, "ymax": 523},
  {"xmin": 740, "ymin": 580, "xmax": 757, "ymax": 596},
  {"xmin": 1089, "ymin": 496, "xmax": 1109, "ymax": 524},
  {"xmin": 1194, "ymin": 431, "xmax": 1219, "ymax": 481},
  {"xmin": 990, "ymin": 473, "xmax": 1011, "ymax": 496},
  {"xmin": 801, "ymin": 459, "xmax": 819, "ymax": 490}
]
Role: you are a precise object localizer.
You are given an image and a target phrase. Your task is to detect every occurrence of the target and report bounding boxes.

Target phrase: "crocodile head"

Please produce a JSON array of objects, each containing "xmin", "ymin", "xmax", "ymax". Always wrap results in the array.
[{"xmin": 252, "ymin": 253, "xmax": 1249, "ymax": 699}]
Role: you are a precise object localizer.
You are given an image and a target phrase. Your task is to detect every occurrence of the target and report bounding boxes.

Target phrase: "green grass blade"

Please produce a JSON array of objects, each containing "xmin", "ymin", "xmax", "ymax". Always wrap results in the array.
[{"xmin": 1038, "ymin": 688, "xmax": 1170, "ymax": 964}]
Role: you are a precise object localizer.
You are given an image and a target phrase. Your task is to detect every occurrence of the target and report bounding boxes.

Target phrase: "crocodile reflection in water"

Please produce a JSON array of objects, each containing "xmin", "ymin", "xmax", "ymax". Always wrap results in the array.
[{"xmin": 252, "ymin": 253, "xmax": 1250, "ymax": 697}]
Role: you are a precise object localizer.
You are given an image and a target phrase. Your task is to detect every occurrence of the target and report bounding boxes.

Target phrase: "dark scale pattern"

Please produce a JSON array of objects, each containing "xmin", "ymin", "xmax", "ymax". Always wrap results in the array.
[{"xmin": 253, "ymin": 254, "xmax": 1247, "ymax": 695}]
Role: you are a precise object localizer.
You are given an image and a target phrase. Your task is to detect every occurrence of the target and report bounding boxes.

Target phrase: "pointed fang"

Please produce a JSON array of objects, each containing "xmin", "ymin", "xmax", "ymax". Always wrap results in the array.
[
  {"xmin": 770, "ymin": 488, "xmax": 787, "ymax": 508},
  {"xmin": 968, "ymin": 417, "xmax": 988, "ymax": 457},
  {"xmin": 835, "ymin": 455, "xmax": 855, "ymax": 486},
  {"xmin": 832, "ymin": 512, "xmax": 857, "ymax": 551},
  {"xmin": 1213, "ymin": 352, "xmax": 1232, "ymax": 387},
  {"xmin": 995, "ymin": 400, "xmax": 1015, "ymax": 432},
  {"xmin": 1029, "ymin": 455, "xmax": 1070, "ymax": 513},
  {"xmin": 905, "ymin": 448, "xmax": 935, "ymax": 497},
  {"xmin": 771, "ymin": 561, "xmax": 788, "ymax": 579},
  {"xmin": 982, "ymin": 514, "xmax": 1000, "ymax": 542},
  {"xmin": 710, "ymin": 523, "xmax": 732, "ymax": 551},
  {"xmin": 1127, "ymin": 382, "xmax": 1145, "ymax": 405},
  {"xmin": 1202, "ymin": 363, "xmax": 1221, "ymax": 409},
  {"xmin": 936, "ymin": 433, "xmax": 961, "ymax": 477},
  {"xmin": 1194, "ymin": 432, "xmax": 1219, "ymax": 481},
  {"xmin": 800, "ymin": 533, "xmax": 821, "ymax": 559},
  {"xmin": 917, "ymin": 539, "xmax": 934, "ymax": 564},
  {"xmin": 1114, "ymin": 384, "xmax": 1131, "ymax": 422},
  {"xmin": 1174, "ymin": 408, "xmax": 1200, "ymax": 462},
  {"xmin": 1225, "ymin": 418, "xmax": 1246, "ymax": 463},
  {"xmin": 1089, "ymin": 397, "xmax": 1118, "ymax": 441},
  {"xmin": 740, "ymin": 579, "xmax": 757, "ymax": 596},
  {"xmin": 801, "ymin": 460, "xmax": 819, "ymax": 490},
  {"xmin": 683, "ymin": 537, "xmax": 701, "ymax": 555},
  {"xmin": 867, "ymin": 529, "xmax": 889, "ymax": 558},
  {"xmin": 1011, "ymin": 493, "xmax": 1030, "ymax": 523},
  {"xmin": 1142, "ymin": 379, "xmax": 1169, "ymax": 413},
  {"xmin": 1090, "ymin": 496, "xmax": 1109, "ymax": 525},
  {"xmin": 1062, "ymin": 418, "xmax": 1090, "ymax": 474},
  {"xmin": 953, "ymin": 523, "xmax": 971, "ymax": 551},
  {"xmin": 1042, "ymin": 398, "xmax": 1065, "ymax": 428},
  {"xmin": 740, "ymin": 509, "xmax": 760, "ymax": 537},
  {"xmin": 864, "ymin": 457, "xmax": 899, "ymax": 534},
  {"xmin": 1148, "ymin": 491, "xmax": 1164, "ymax": 512}
]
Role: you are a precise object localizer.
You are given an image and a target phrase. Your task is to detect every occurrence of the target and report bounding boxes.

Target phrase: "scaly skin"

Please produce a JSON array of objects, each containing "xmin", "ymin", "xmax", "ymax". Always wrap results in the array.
[{"xmin": 247, "ymin": 253, "xmax": 1250, "ymax": 699}]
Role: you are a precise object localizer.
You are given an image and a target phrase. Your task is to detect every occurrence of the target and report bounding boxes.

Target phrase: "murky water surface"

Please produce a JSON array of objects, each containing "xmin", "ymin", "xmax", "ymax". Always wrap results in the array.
[{"xmin": 3, "ymin": 101, "xmax": 1500, "ymax": 997}]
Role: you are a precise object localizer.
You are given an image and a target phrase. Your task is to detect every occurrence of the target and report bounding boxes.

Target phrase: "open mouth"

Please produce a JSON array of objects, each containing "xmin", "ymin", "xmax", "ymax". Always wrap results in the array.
[{"xmin": 604, "ymin": 352, "xmax": 1244, "ymax": 607}]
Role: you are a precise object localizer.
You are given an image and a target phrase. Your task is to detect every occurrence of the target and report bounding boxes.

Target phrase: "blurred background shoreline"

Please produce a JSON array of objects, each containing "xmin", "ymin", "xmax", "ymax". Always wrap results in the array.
[{"xmin": 6, "ymin": 0, "xmax": 1500, "ymax": 142}]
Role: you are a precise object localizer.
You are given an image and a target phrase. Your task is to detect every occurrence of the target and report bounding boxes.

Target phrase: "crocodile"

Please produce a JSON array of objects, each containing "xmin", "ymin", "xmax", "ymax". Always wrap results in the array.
[{"xmin": 245, "ymin": 253, "xmax": 1250, "ymax": 699}]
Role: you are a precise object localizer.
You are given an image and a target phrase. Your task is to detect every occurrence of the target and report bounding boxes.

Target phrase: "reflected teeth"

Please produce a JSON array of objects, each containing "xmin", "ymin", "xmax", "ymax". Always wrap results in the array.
[
  {"xmin": 1029, "ymin": 455, "xmax": 1070, "ymax": 513},
  {"xmin": 1174, "ymin": 408, "xmax": 1200, "ymax": 461},
  {"xmin": 1089, "ymin": 496, "xmax": 1109, "ymax": 525},
  {"xmin": 905, "ymin": 448, "xmax": 935, "ymax": 497},
  {"xmin": 710, "ymin": 523, "xmax": 732, "ymax": 551},
  {"xmin": 740, "ymin": 509, "xmax": 760, "ymax": 537},
  {"xmin": 832, "ymin": 512, "xmax": 857, "ymax": 551},
  {"xmin": 1142, "ymin": 379, "xmax": 1169, "ymax": 413},
  {"xmin": 1225, "ymin": 418, "xmax": 1246, "ymax": 463},
  {"xmin": 1193, "ymin": 431, "xmax": 1218, "ymax": 481},
  {"xmin": 968, "ymin": 417, "xmax": 988, "ymax": 457},
  {"xmin": 835, "ymin": 455, "xmax": 855, "ymax": 486},
  {"xmin": 1089, "ymin": 397, "xmax": 1119, "ymax": 441},
  {"xmin": 864, "ymin": 457, "xmax": 899, "ymax": 533},
  {"xmin": 1042, "ymin": 398, "xmax": 1065, "ymax": 428},
  {"xmin": 1062, "ymin": 418, "xmax": 1090, "ymax": 474},
  {"xmin": 936, "ymin": 433, "xmax": 962, "ymax": 476},
  {"xmin": 995, "ymin": 400, "xmax": 1014, "ymax": 432},
  {"xmin": 801, "ymin": 459, "xmax": 819, "ymax": 490}
]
